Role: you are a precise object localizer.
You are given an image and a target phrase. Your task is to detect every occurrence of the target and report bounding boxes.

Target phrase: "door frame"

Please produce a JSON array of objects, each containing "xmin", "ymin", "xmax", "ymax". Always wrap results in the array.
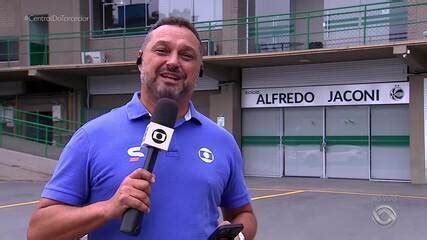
[
  {"xmin": 284, "ymin": 105, "xmax": 372, "ymax": 179},
  {"xmin": 323, "ymin": 105, "xmax": 370, "ymax": 179}
]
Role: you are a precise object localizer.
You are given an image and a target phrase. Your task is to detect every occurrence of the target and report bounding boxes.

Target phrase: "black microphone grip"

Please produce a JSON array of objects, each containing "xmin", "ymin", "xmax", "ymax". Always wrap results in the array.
[
  {"xmin": 119, "ymin": 98, "xmax": 177, "ymax": 236},
  {"xmin": 120, "ymin": 147, "xmax": 159, "ymax": 235},
  {"xmin": 143, "ymin": 147, "xmax": 160, "ymax": 172}
]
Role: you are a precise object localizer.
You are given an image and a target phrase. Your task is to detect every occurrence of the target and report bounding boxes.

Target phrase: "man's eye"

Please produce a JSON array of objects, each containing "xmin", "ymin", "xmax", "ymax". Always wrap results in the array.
[
  {"xmin": 155, "ymin": 49, "xmax": 168, "ymax": 54},
  {"xmin": 181, "ymin": 53, "xmax": 194, "ymax": 60}
]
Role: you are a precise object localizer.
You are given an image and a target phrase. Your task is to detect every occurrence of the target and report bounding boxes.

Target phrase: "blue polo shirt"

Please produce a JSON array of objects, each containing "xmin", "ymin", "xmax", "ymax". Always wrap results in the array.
[{"xmin": 42, "ymin": 92, "xmax": 250, "ymax": 240}]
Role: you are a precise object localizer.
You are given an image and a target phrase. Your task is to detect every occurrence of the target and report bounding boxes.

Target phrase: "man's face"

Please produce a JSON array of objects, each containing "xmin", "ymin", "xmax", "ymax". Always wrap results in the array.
[{"xmin": 139, "ymin": 25, "xmax": 202, "ymax": 101}]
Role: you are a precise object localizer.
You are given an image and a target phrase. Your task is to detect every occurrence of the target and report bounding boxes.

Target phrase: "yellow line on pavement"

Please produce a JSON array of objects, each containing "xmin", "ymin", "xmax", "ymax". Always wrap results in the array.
[
  {"xmin": 306, "ymin": 189, "xmax": 427, "ymax": 200},
  {"xmin": 249, "ymin": 188, "xmax": 427, "ymax": 200},
  {"xmin": 249, "ymin": 187, "xmax": 299, "ymax": 192},
  {"xmin": 251, "ymin": 190, "xmax": 305, "ymax": 201},
  {"xmin": 0, "ymin": 200, "xmax": 39, "ymax": 209}
]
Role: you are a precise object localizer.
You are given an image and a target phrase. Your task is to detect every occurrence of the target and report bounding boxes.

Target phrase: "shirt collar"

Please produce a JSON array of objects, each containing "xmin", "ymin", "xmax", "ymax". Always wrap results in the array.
[
  {"xmin": 126, "ymin": 92, "xmax": 150, "ymax": 120},
  {"xmin": 126, "ymin": 92, "xmax": 203, "ymax": 125},
  {"xmin": 183, "ymin": 101, "xmax": 203, "ymax": 125}
]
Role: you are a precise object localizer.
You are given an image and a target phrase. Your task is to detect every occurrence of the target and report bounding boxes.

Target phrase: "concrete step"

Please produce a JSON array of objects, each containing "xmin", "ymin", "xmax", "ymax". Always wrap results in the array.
[
  {"xmin": 0, "ymin": 148, "xmax": 57, "ymax": 181},
  {"xmin": 0, "ymin": 134, "xmax": 63, "ymax": 160}
]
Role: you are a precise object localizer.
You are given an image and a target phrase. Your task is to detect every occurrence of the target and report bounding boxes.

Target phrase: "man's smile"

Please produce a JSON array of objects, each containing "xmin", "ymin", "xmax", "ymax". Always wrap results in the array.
[{"xmin": 160, "ymin": 73, "xmax": 180, "ymax": 80}]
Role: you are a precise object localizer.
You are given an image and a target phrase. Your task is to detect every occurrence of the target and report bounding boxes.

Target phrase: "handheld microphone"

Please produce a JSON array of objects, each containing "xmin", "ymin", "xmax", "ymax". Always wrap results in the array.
[{"xmin": 120, "ymin": 98, "xmax": 178, "ymax": 235}]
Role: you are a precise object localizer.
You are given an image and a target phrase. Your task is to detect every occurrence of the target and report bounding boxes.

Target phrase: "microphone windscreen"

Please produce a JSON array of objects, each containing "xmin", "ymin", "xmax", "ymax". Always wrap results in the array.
[{"xmin": 151, "ymin": 98, "xmax": 178, "ymax": 128}]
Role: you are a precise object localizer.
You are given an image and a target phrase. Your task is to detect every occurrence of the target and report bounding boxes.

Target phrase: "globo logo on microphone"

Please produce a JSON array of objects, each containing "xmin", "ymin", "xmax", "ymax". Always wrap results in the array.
[
  {"xmin": 142, "ymin": 122, "xmax": 174, "ymax": 151},
  {"xmin": 152, "ymin": 129, "xmax": 167, "ymax": 144}
]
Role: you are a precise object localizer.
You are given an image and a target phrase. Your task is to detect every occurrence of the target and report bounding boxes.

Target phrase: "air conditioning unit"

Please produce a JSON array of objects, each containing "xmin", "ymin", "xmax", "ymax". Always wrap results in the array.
[
  {"xmin": 81, "ymin": 51, "xmax": 105, "ymax": 64},
  {"xmin": 201, "ymin": 40, "xmax": 217, "ymax": 56}
]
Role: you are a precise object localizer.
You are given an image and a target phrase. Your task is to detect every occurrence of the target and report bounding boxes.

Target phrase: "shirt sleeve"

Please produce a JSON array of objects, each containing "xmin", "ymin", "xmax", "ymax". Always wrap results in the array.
[
  {"xmin": 41, "ymin": 127, "xmax": 91, "ymax": 206},
  {"xmin": 220, "ymin": 136, "xmax": 251, "ymax": 209}
]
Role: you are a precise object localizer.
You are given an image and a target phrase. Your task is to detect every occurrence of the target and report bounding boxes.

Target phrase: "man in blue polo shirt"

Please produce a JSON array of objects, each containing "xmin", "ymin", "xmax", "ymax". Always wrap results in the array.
[{"xmin": 28, "ymin": 17, "xmax": 257, "ymax": 240}]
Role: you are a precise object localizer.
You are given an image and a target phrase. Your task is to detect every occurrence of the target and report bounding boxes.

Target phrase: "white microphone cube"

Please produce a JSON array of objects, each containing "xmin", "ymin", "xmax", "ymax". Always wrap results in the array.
[{"xmin": 142, "ymin": 122, "xmax": 174, "ymax": 151}]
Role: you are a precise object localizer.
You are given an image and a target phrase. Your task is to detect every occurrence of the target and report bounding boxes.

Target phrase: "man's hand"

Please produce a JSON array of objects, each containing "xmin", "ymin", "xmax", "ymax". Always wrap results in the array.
[
  {"xmin": 104, "ymin": 168, "xmax": 155, "ymax": 219},
  {"xmin": 27, "ymin": 168, "xmax": 155, "ymax": 240},
  {"xmin": 218, "ymin": 221, "xmax": 243, "ymax": 240}
]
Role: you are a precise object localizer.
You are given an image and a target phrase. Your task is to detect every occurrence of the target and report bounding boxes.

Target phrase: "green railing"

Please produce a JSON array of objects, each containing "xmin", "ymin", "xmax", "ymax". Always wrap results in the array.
[
  {"xmin": 0, "ymin": 1, "xmax": 426, "ymax": 66},
  {"xmin": 0, "ymin": 114, "xmax": 76, "ymax": 158},
  {"xmin": 0, "ymin": 106, "xmax": 83, "ymax": 132},
  {"xmin": 0, "ymin": 106, "xmax": 84, "ymax": 158}
]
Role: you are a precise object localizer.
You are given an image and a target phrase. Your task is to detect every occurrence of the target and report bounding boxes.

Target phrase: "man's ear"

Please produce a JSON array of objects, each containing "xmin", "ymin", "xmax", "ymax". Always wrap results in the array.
[
  {"xmin": 136, "ymin": 49, "xmax": 143, "ymax": 66},
  {"xmin": 136, "ymin": 56, "xmax": 142, "ymax": 66},
  {"xmin": 199, "ymin": 65, "xmax": 204, "ymax": 77},
  {"xmin": 138, "ymin": 63, "xmax": 143, "ymax": 73}
]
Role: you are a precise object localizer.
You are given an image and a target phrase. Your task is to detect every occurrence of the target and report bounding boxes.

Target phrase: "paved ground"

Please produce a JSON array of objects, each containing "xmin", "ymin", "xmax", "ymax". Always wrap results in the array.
[
  {"xmin": 0, "ymin": 148, "xmax": 56, "ymax": 182},
  {"xmin": 247, "ymin": 177, "xmax": 427, "ymax": 240},
  {"xmin": 1, "ymin": 177, "xmax": 427, "ymax": 240},
  {"xmin": 0, "ymin": 181, "xmax": 44, "ymax": 240}
]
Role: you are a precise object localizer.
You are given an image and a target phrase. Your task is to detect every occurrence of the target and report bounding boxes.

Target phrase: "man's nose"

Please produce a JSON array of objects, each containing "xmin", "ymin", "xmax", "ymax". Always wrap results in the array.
[{"xmin": 166, "ymin": 53, "xmax": 179, "ymax": 71}]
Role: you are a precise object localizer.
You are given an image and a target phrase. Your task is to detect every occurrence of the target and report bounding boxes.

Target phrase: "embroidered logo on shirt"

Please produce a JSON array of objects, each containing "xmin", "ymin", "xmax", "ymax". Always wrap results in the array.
[
  {"xmin": 198, "ymin": 147, "xmax": 214, "ymax": 163},
  {"xmin": 128, "ymin": 146, "xmax": 145, "ymax": 162}
]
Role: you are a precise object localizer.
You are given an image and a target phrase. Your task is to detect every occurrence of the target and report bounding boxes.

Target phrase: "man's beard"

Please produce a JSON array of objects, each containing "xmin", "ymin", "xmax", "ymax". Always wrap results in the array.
[{"xmin": 142, "ymin": 74, "xmax": 196, "ymax": 101}]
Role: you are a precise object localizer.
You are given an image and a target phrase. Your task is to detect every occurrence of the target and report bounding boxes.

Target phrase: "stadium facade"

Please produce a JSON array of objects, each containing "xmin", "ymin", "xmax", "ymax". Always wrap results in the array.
[{"xmin": 1, "ymin": 0, "xmax": 427, "ymax": 183}]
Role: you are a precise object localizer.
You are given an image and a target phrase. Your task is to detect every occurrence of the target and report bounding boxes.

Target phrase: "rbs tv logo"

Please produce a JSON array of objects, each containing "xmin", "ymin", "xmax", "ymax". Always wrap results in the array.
[{"xmin": 143, "ymin": 122, "xmax": 174, "ymax": 151}]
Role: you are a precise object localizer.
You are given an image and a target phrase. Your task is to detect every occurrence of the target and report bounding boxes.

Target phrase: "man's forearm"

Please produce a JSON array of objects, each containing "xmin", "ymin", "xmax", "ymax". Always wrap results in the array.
[
  {"xmin": 28, "ymin": 201, "xmax": 111, "ymax": 240},
  {"xmin": 231, "ymin": 211, "xmax": 257, "ymax": 240}
]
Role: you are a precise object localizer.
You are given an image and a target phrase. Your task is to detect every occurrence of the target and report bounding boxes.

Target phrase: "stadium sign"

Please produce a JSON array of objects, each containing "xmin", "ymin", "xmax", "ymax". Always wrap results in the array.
[{"xmin": 242, "ymin": 82, "xmax": 409, "ymax": 108}]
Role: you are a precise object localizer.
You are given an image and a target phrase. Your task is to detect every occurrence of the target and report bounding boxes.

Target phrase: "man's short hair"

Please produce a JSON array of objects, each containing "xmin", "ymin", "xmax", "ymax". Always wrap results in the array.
[{"xmin": 142, "ymin": 16, "xmax": 202, "ymax": 54}]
